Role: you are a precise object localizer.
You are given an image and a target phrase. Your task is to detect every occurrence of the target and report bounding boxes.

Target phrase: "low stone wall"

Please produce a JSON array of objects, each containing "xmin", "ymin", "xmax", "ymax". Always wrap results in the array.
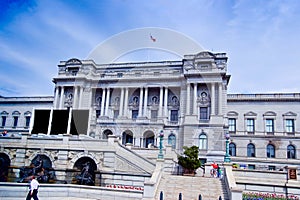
[
  {"xmin": 233, "ymin": 168, "xmax": 300, "ymax": 197},
  {"xmin": 0, "ymin": 182, "xmax": 143, "ymax": 200}
]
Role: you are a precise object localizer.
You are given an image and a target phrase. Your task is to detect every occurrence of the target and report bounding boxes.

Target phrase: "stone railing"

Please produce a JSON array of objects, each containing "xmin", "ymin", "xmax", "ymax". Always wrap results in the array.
[
  {"xmin": 223, "ymin": 164, "xmax": 243, "ymax": 200},
  {"xmin": 143, "ymin": 159, "xmax": 164, "ymax": 200},
  {"xmin": 0, "ymin": 182, "xmax": 143, "ymax": 199},
  {"xmin": 233, "ymin": 167, "xmax": 300, "ymax": 198}
]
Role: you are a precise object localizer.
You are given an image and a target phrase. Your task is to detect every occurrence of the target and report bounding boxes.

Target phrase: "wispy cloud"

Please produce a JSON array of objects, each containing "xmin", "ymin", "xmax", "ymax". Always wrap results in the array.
[{"xmin": 1, "ymin": 0, "xmax": 300, "ymax": 96}]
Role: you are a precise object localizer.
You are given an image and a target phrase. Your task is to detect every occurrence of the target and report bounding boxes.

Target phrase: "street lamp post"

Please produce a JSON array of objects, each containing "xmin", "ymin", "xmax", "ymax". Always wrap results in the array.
[
  {"xmin": 224, "ymin": 132, "xmax": 231, "ymax": 163},
  {"xmin": 158, "ymin": 130, "xmax": 164, "ymax": 159}
]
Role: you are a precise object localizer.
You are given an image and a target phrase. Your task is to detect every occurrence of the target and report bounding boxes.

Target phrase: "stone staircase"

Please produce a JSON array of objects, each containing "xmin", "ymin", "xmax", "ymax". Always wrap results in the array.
[{"xmin": 154, "ymin": 173, "xmax": 229, "ymax": 200}]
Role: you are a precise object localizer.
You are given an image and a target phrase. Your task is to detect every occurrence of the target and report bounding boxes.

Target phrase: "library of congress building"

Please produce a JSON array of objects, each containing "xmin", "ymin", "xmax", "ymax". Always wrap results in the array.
[{"xmin": 1, "ymin": 50, "xmax": 300, "ymax": 172}]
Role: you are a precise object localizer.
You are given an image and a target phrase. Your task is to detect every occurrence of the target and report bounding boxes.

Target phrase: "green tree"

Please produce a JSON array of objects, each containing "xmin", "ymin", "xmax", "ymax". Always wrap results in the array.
[{"xmin": 178, "ymin": 146, "xmax": 201, "ymax": 174}]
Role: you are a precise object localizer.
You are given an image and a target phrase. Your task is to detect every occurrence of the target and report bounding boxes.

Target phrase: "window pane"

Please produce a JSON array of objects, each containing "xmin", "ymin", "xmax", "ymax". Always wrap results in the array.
[
  {"xmin": 229, "ymin": 143, "xmax": 236, "ymax": 156},
  {"xmin": 96, "ymin": 110, "xmax": 100, "ymax": 118},
  {"xmin": 286, "ymin": 119, "xmax": 295, "ymax": 133},
  {"xmin": 170, "ymin": 110, "xmax": 178, "ymax": 122},
  {"xmin": 13, "ymin": 116, "xmax": 18, "ymax": 127},
  {"xmin": 1, "ymin": 116, "xmax": 6, "ymax": 127},
  {"xmin": 25, "ymin": 116, "xmax": 31, "ymax": 127},
  {"xmin": 132, "ymin": 110, "xmax": 138, "ymax": 119},
  {"xmin": 246, "ymin": 119, "xmax": 255, "ymax": 132},
  {"xmin": 265, "ymin": 119, "xmax": 274, "ymax": 133},
  {"xmin": 287, "ymin": 145, "xmax": 296, "ymax": 159},
  {"xmin": 114, "ymin": 110, "xmax": 119, "ymax": 119},
  {"xmin": 199, "ymin": 107, "xmax": 208, "ymax": 120},
  {"xmin": 199, "ymin": 134, "xmax": 207, "ymax": 150},
  {"xmin": 151, "ymin": 110, "xmax": 158, "ymax": 119},
  {"xmin": 267, "ymin": 144, "xmax": 275, "ymax": 158},
  {"xmin": 247, "ymin": 144, "xmax": 255, "ymax": 157},
  {"xmin": 228, "ymin": 119, "xmax": 236, "ymax": 132}
]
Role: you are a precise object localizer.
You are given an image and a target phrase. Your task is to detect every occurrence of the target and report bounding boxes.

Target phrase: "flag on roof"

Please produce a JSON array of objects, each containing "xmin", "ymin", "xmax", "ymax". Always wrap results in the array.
[{"xmin": 150, "ymin": 34, "xmax": 156, "ymax": 42}]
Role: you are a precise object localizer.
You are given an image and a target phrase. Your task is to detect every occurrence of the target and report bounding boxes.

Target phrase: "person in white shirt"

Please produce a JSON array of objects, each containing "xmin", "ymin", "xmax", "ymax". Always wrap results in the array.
[{"xmin": 26, "ymin": 175, "xmax": 39, "ymax": 200}]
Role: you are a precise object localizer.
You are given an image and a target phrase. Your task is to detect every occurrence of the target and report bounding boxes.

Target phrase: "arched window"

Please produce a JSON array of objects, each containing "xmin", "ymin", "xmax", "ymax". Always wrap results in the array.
[
  {"xmin": 267, "ymin": 144, "xmax": 275, "ymax": 158},
  {"xmin": 247, "ymin": 143, "xmax": 255, "ymax": 157},
  {"xmin": 287, "ymin": 145, "xmax": 296, "ymax": 159},
  {"xmin": 199, "ymin": 134, "xmax": 207, "ymax": 150},
  {"xmin": 168, "ymin": 134, "xmax": 176, "ymax": 149},
  {"xmin": 229, "ymin": 143, "xmax": 236, "ymax": 156}
]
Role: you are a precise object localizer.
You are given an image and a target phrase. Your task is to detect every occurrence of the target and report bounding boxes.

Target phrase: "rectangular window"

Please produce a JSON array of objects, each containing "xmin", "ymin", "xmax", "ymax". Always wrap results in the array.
[
  {"xmin": 248, "ymin": 164, "xmax": 255, "ymax": 170},
  {"xmin": 132, "ymin": 110, "xmax": 138, "ymax": 119},
  {"xmin": 96, "ymin": 110, "xmax": 100, "ymax": 118},
  {"xmin": 13, "ymin": 116, "xmax": 18, "ymax": 128},
  {"xmin": 286, "ymin": 119, "xmax": 295, "ymax": 133},
  {"xmin": 170, "ymin": 110, "xmax": 178, "ymax": 122},
  {"xmin": 1, "ymin": 116, "xmax": 6, "ymax": 127},
  {"xmin": 151, "ymin": 110, "xmax": 158, "ymax": 119},
  {"xmin": 199, "ymin": 107, "xmax": 208, "ymax": 120},
  {"xmin": 25, "ymin": 116, "xmax": 31, "ymax": 128},
  {"xmin": 113, "ymin": 110, "xmax": 119, "ymax": 119},
  {"xmin": 268, "ymin": 165, "xmax": 276, "ymax": 170},
  {"xmin": 265, "ymin": 119, "xmax": 274, "ymax": 133},
  {"xmin": 246, "ymin": 119, "xmax": 255, "ymax": 133},
  {"xmin": 228, "ymin": 118, "xmax": 236, "ymax": 133}
]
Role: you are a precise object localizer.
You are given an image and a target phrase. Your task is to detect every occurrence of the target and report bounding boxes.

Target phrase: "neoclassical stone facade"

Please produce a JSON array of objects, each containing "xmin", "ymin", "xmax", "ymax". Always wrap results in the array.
[{"xmin": 1, "ymin": 51, "xmax": 300, "ymax": 173}]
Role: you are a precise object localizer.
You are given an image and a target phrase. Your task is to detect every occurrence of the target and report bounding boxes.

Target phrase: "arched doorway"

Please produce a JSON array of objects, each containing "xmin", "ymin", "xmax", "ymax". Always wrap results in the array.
[
  {"xmin": 0, "ymin": 153, "xmax": 10, "ymax": 182},
  {"xmin": 144, "ymin": 131, "xmax": 155, "ymax": 148},
  {"xmin": 74, "ymin": 157, "xmax": 97, "ymax": 186},
  {"xmin": 19, "ymin": 154, "xmax": 54, "ymax": 183},
  {"xmin": 102, "ymin": 129, "xmax": 113, "ymax": 139},
  {"xmin": 122, "ymin": 130, "xmax": 133, "ymax": 145}
]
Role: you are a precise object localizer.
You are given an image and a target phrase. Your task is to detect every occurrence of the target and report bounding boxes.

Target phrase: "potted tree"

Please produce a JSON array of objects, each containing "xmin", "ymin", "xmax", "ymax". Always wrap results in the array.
[{"xmin": 178, "ymin": 146, "xmax": 201, "ymax": 176}]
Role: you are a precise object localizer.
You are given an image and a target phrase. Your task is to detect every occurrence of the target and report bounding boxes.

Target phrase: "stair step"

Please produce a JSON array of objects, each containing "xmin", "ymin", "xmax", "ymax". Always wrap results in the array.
[{"xmin": 155, "ymin": 174, "xmax": 229, "ymax": 200}]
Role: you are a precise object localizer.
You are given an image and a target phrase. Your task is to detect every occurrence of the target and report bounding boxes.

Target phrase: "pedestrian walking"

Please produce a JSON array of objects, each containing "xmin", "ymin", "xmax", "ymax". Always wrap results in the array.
[{"xmin": 26, "ymin": 175, "xmax": 39, "ymax": 200}]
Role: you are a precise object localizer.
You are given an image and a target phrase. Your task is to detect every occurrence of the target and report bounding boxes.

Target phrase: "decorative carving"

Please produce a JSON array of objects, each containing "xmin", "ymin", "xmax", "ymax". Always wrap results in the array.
[
  {"xmin": 66, "ymin": 58, "xmax": 82, "ymax": 65},
  {"xmin": 115, "ymin": 157, "xmax": 143, "ymax": 173},
  {"xmin": 198, "ymin": 92, "xmax": 209, "ymax": 104},
  {"xmin": 18, "ymin": 155, "xmax": 55, "ymax": 183},
  {"xmin": 75, "ymin": 162, "xmax": 95, "ymax": 185}
]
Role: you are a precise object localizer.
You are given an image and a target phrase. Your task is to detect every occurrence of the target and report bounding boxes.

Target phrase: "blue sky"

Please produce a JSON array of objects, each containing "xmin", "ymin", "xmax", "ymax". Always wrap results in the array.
[{"xmin": 1, "ymin": 0, "xmax": 300, "ymax": 96}]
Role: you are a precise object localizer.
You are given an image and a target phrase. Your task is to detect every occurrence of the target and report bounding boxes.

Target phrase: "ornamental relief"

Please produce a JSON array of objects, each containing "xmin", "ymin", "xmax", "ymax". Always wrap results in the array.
[
  {"xmin": 115, "ymin": 157, "xmax": 144, "ymax": 173},
  {"xmin": 3, "ymin": 149, "xmax": 16, "ymax": 162}
]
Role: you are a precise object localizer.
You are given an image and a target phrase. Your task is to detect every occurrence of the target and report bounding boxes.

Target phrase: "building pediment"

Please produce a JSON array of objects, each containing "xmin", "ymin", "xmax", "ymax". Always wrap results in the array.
[
  {"xmin": 283, "ymin": 111, "xmax": 297, "ymax": 117},
  {"xmin": 244, "ymin": 111, "xmax": 257, "ymax": 117},
  {"xmin": 66, "ymin": 58, "xmax": 82, "ymax": 65},
  {"xmin": 263, "ymin": 111, "xmax": 277, "ymax": 116},
  {"xmin": 227, "ymin": 111, "xmax": 238, "ymax": 117}
]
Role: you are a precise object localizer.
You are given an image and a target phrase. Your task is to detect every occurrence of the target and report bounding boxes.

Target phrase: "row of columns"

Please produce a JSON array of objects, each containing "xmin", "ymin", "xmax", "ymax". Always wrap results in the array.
[
  {"xmin": 98, "ymin": 87, "xmax": 169, "ymax": 118},
  {"xmin": 186, "ymin": 82, "xmax": 223, "ymax": 116},
  {"xmin": 54, "ymin": 86, "xmax": 82, "ymax": 109},
  {"xmin": 53, "ymin": 83, "xmax": 223, "ymax": 117}
]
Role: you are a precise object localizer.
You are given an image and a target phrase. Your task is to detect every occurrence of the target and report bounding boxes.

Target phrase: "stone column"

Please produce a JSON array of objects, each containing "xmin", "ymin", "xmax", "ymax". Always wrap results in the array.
[
  {"xmin": 59, "ymin": 87, "xmax": 65, "ymax": 109},
  {"xmin": 124, "ymin": 88, "xmax": 129, "ymax": 118},
  {"xmin": 66, "ymin": 108, "xmax": 72, "ymax": 135},
  {"xmin": 105, "ymin": 88, "xmax": 110, "ymax": 116},
  {"xmin": 54, "ymin": 86, "xmax": 59, "ymax": 108},
  {"xmin": 78, "ymin": 86, "xmax": 83, "ymax": 108},
  {"xmin": 119, "ymin": 88, "xmax": 124, "ymax": 117},
  {"xmin": 143, "ymin": 87, "xmax": 148, "ymax": 117},
  {"xmin": 186, "ymin": 83, "xmax": 190, "ymax": 115},
  {"xmin": 158, "ymin": 87, "xmax": 163, "ymax": 117},
  {"xmin": 47, "ymin": 108, "xmax": 53, "ymax": 135},
  {"xmin": 100, "ymin": 88, "xmax": 106, "ymax": 116},
  {"xmin": 138, "ymin": 87, "xmax": 144, "ymax": 117},
  {"xmin": 211, "ymin": 83, "xmax": 215, "ymax": 115},
  {"xmin": 164, "ymin": 87, "xmax": 168, "ymax": 118},
  {"xmin": 193, "ymin": 83, "xmax": 198, "ymax": 115},
  {"xmin": 218, "ymin": 83, "xmax": 223, "ymax": 115},
  {"xmin": 73, "ymin": 86, "xmax": 78, "ymax": 109}
]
